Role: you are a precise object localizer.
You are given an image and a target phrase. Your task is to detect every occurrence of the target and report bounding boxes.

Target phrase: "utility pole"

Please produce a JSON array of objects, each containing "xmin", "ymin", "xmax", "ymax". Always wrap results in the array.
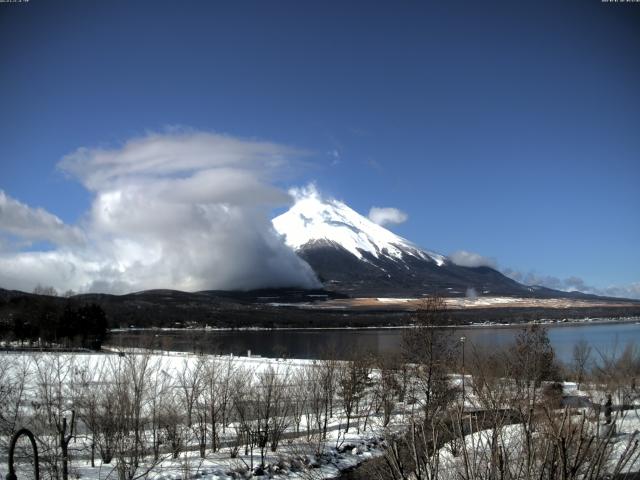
[{"xmin": 460, "ymin": 335, "xmax": 466, "ymax": 408}]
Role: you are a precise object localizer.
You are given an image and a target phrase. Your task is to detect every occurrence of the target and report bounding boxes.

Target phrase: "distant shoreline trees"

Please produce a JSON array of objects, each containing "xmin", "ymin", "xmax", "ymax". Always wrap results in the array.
[{"xmin": 6, "ymin": 297, "xmax": 108, "ymax": 350}]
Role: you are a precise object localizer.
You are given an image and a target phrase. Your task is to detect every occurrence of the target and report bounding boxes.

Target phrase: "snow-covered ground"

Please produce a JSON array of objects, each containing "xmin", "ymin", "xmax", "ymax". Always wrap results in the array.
[
  {"xmin": 3, "ymin": 349, "xmax": 640, "ymax": 479},
  {"xmin": 435, "ymin": 409, "xmax": 640, "ymax": 479},
  {"xmin": 0, "ymin": 350, "xmax": 393, "ymax": 480}
]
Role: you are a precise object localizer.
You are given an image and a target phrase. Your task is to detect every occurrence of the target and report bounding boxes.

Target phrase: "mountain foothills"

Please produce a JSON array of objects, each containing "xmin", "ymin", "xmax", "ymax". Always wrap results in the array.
[{"xmin": 273, "ymin": 191, "xmax": 608, "ymax": 299}]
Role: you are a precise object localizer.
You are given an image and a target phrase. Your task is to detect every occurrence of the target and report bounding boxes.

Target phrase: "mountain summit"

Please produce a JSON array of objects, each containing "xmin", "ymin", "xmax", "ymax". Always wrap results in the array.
[
  {"xmin": 273, "ymin": 187, "xmax": 558, "ymax": 298},
  {"xmin": 273, "ymin": 186, "xmax": 445, "ymax": 266}
]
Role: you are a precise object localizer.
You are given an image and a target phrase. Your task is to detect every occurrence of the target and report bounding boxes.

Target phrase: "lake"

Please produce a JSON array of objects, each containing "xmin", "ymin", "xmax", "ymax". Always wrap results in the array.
[{"xmin": 107, "ymin": 320, "xmax": 640, "ymax": 365}]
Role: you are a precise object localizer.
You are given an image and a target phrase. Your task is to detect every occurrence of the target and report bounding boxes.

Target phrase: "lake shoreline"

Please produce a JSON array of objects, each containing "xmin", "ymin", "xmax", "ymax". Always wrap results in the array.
[
  {"xmin": 108, "ymin": 315, "xmax": 640, "ymax": 334},
  {"xmin": 105, "ymin": 320, "xmax": 640, "ymax": 364}
]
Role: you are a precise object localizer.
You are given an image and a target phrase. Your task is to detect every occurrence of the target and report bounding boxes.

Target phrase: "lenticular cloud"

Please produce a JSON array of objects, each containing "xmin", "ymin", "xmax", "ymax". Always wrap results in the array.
[{"xmin": 0, "ymin": 130, "xmax": 320, "ymax": 294}]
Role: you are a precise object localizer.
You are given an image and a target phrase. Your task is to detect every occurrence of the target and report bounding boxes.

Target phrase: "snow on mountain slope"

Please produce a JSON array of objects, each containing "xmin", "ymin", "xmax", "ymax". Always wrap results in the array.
[{"xmin": 272, "ymin": 186, "xmax": 445, "ymax": 266}]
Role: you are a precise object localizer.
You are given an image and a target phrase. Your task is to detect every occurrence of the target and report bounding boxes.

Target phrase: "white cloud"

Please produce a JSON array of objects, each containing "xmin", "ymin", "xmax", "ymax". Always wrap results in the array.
[
  {"xmin": 368, "ymin": 207, "xmax": 408, "ymax": 226},
  {"xmin": 0, "ymin": 251, "xmax": 90, "ymax": 294},
  {"xmin": 502, "ymin": 269, "xmax": 640, "ymax": 300},
  {"xmin": 58, "ymin": 130, "xmax": 301, "ymax": 192},
  {"xmin": 600, "ymin": 282, "xmax": 640, "ymax": 300},
  {"xmin": 449, "ymin": 250, "xmax": 497, "ymax": 268},
  {"xmin": 0, "ymin": 190, "xmax": 85, "ymax": 246},
  {"xmin": 0, "ymin": 130, "xmax": 320, "ymax": 294}
]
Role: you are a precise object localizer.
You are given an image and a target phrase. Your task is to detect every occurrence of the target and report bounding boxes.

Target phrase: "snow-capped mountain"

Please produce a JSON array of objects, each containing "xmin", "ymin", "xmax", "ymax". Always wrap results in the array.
[
  {"xmin": 272, "ymin": 187, "xmax": 534, "ymax": 297},
  {"xmin": 273, "ymin": 187, "xmax": 445, "ymax": 266}
]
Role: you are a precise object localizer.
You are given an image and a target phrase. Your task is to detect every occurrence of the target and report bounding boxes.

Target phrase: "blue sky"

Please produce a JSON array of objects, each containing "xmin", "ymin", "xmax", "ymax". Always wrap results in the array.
[{"xmin": 0, "ymin": 0, "xmax": 639, "ymax": 296}]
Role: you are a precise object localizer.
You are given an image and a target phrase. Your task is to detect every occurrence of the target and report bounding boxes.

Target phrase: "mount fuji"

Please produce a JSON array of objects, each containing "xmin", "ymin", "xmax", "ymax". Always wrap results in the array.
[{"xmin": 273, "ymin": 188, "xmax": 576, "ymax": 298}]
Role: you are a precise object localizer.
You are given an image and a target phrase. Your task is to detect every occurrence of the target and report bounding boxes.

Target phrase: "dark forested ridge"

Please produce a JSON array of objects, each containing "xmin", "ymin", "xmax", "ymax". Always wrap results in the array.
[
  {"xmin": 1, "ymin": 287, "xmax": 639, "ymax": 336},
  {"xmin": 0, "ymin": 289, "xmax": 108, "ymax": 349}
]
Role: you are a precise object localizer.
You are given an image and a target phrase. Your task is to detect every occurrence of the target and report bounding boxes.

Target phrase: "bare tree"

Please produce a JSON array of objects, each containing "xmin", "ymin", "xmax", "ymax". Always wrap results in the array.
[
  {"xmin": 304, "ymin": 359, "xmax": 334, "ymax": 445},
  {"xmin": 217, "ymin": 355, "xmax": 236, "ymax": 435},
  {"xmin": 403, "ymin": 296, "xmax": 458, "ymax": 420},
  {"xmin": 33, "ymin": 284, "xmax": 58, "ymax": 296},
  {"xmin": 337, "ymin": 355, "xmax": 372, "ymax": 433},
  {"xmin": 572, "ymin": 339, "xmax": 592, "ymax": 390},
  {"xmin": 511, "ymin": 324, "xmax": 558, "ymax": 395},
  {"xmin": 160, "ymin": 388, "xmax": 186, "ymax": 459},
  {"xmin": 230, "ymin": 365, "xmax": 257, "ymax": 469},
  {"xmin": 0, "ymin": 354, "xmax": 30, "ymax": 455},
  {"xmin": 190, "ymin": 357, "xmax": 209, "ymax": 457},
  {"xmin": 73, "ymin": 357, "xmax": 108, "ymax": 467},
  {"xmin": 176, "ymin": 356, "xmax": 208, "ymax": 457},
  {"xmin": 253, "ymin": 365, "xmax": 290, "ymax": 466},
  {"xmin": 32, "ymin": 354, "xmax": 76, "ymax": 480},
  {"xmin": 177, "ymin": 357, "xmax": 204, "ymax": 428},
  {"xmin": 202, "ymin": 356, "xmax": 224, "ymax": 452},
  {"xmin": 107, "ymin": 352, "xmax": 165, "ymax": 480},
  {"xmin": 93, "ymin": 379, "xmax": 120, "ymax": 464},
  {"xmin": 146, "ymin": 357, "xmax": 170, "ymax": 462},
  {"xmin": 290, "ymin": 367, "xmax": 309, "ymax": 435},
  {"xmin": 297, "ymin": 359, "xmax": 335, "ymax": 458}
]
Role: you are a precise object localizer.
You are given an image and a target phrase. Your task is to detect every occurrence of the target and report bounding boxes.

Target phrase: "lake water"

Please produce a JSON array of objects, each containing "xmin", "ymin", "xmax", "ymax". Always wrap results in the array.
[{"xmin": 107, "ymin": 321, "xmax": 640, "ymax": 365}]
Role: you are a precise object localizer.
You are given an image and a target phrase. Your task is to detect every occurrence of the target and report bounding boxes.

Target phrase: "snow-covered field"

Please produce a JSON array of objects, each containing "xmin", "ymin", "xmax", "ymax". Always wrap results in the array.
[
  {"xmin": 0, "ymin": 350, "xmax": 394, "ymax": 480},
  {"xmin": 2, "ymin": 349, "xmax": 640, "ymax": 480},
  {"xmin": 434, "ymin": 408, "xmax": 640, "ymax": 479}
]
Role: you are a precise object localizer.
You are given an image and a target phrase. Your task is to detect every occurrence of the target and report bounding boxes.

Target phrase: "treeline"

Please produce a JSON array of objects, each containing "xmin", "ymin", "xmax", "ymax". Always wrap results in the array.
[
  {"xmin": 76, "ymin": 298, "xmax": 640, "ymax": 329},
  {"xmin": 2, "ymin": 285, "xmax": 640, "ymax": 331},
  {"xmin": 1, "ymin": 296, "xmax": 107, "ymax": 350}
]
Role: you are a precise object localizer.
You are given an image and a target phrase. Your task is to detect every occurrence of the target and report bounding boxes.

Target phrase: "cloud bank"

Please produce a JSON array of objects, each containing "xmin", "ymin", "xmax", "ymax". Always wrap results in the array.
[
  {"xmin": 502, "ymin": 269, "xmax": 640, "ymax": 300},
  {"xmin": 0, "ymin": 131, "xmax": 320, "ymax": 294},
  {"xmin": 449, "ymin": 250, "xmax": 497, "ymax": 269},
  {"xmin": 368, "ymin": 207, "xmax": 408, "ymax": 226},
  {"xmin": 449, "ymin": 255, "xmax": 640, "ymax": 299}
]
